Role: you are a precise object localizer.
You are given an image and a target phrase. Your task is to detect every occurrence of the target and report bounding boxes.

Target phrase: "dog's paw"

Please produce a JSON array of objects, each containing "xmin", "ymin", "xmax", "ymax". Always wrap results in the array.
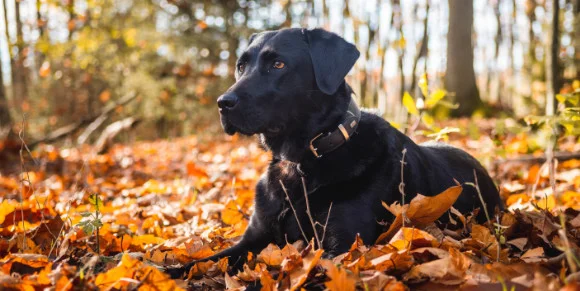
[{"xmin": 162, "ymin": 263, "xmax": 192, "ymax": 279}]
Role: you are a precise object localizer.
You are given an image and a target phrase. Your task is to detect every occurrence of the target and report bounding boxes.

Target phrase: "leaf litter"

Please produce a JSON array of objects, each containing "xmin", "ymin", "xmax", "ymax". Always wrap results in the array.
[{"xmin": 0, "ymin": 130, "xmax": 579, "ymax": 290}]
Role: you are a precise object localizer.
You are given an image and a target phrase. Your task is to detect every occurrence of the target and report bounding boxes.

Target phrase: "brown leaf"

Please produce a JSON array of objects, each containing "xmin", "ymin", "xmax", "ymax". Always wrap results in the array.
[
  {"xmin": 403, "ymin": 248, "xmax": 469, "ymax": 285},
  {"xmin": 360, "ymin": 271, "xmax": 406, "ymax": 291},
  {"xmin": 376, "ymin": 185, "xmax": 462, "ymax": 244},
  {"xmin": 224, "ymin": 272, "xmax": 243, "ymax": 290},
  {"xmin": 520, "ymin": 247, "xmax": 545, "ymax": 263},
  {"xmin": 185, "ymin": 239, "xmax": 215, "ymax": 259},
  {"xmin": 389, "ymin": 227, "xmax": 439, "ymax": 251},
  {"xmin": 469, "ymin": 224, "xmax": 508, "ymax": 261},
  {"xmin": 507, "ymin": 237, "xmax": 528, "ymax": 252},
  {"xmin": 369, "ymin": 250, "xmax": 414, "ymax": 273},
  {"xmin": 288, "ymin": 248, "xmax": 323, "ymax": 291},
  {"xmin": 405, "ymin": 185, "xmax": 463, "ymax": 227},
  {"xmin": 258, "ymin": 244, "xmax": 284, "ymax": 266},
  {"xmin": 259, "ymin": 270, "xmax": 277, "ymax": 291}
]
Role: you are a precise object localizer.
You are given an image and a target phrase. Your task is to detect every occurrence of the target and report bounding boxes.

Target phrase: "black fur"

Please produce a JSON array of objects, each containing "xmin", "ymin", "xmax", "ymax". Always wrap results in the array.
[{"xmin": 166, "ymin": 28, "xmax": 502, "ymax": 278}]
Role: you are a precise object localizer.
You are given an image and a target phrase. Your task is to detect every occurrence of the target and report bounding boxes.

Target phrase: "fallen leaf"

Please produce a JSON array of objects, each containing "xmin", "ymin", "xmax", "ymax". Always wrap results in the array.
[
  {"xmin": 321, "ymin": 259, "xmax": 356, "ymax": 291},
  {"xmin": 403, "ymin": 248, "xmax": 469, "ymax": 285},
  {"xmin": 258, "ymin": 244, "xmax": 284, "ymax": 266},
  {"xmin": 376, "ymin": 185, "xmax": 462, "ymax": 244}
]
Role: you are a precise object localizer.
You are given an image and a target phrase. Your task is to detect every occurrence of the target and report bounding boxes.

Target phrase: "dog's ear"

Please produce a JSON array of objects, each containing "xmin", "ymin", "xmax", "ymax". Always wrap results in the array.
[
  {"xmin": 306, "ymin": 28, "xmax": 360, "ymax": 95},
  {"xmin": 248, "ymin": 33, "xmax": 259, "ymax": 45}
]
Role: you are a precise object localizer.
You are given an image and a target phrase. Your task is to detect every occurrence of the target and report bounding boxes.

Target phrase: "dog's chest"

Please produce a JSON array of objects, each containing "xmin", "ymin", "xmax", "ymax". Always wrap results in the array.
[{"xmin": 260, "ymin": 161, "xmax": 333, "ymax": 246}]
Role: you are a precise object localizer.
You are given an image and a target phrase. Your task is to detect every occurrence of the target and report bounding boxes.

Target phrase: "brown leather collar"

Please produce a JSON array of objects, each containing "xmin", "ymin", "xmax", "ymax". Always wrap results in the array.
[{"xmin": 309, "ymin": 95, "xmax": 361, "ymax": 158}]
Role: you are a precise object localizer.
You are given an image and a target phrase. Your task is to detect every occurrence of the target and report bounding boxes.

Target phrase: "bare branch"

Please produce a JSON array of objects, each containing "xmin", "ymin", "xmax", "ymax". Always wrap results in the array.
[
  {"xmin": 279, "ymin": 180, "xmax": 309, "ymax": 243},
  {"xmin": 320, "ymin": 202, "xmax": 333, "ymax": 245},
  {"xmin": 301, "ymin": 177, "xmax": 322, "ymax": 249}
]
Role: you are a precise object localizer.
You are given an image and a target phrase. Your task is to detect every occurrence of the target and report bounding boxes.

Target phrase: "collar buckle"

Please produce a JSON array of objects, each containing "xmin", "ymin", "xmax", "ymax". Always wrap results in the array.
[{"xmin": 309, "ymin": 133, "xmax": 324, "ymax": 158}]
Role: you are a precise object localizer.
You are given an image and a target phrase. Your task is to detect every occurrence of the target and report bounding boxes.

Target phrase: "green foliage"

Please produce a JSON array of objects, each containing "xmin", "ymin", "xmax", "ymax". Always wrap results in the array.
[
  {"xmin": 77, "ymin": 194, "xmax": 103, "ymax": 237},
  {"xmin": 403, "ymin": 74, "xmax": 460, "ymax": 141},
  {"xmin": 524, "ymin": 87, "xmax": 580, "ymax": 150}
]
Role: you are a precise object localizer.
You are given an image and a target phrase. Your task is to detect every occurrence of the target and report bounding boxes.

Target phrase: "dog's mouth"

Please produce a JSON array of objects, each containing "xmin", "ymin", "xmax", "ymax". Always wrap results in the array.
[
  {"xmin": 264, "ymin": 125, "xmax": 284, "ymax": 137},
  {"xmin": 220, "ymin": 114, "xmax": 284, "ymax": 137}
]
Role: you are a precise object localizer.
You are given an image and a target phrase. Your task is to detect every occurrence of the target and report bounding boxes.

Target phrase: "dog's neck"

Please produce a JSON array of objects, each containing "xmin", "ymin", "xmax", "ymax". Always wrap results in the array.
[{"xmin": 260, "ymin": 83, "xmax": 353, "ymax": 164}]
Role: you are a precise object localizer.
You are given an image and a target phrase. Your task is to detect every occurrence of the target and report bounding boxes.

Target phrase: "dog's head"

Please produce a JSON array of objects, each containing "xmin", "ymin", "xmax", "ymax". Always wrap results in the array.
[{"xmin": 217, "ymin": 28, "xmax": 359, "ymax": 138}]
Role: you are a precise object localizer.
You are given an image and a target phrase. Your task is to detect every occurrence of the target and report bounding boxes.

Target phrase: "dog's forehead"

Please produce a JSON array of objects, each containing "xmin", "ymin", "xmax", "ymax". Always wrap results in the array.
[{"xmin": 244, "ymin": 29, "xmax": 307, "ymax": 57}]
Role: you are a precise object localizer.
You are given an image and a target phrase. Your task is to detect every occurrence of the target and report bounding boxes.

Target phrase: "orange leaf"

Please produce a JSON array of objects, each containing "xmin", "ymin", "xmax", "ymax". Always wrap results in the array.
[
  {"xmin": 403, "ymin": 248, "xmax": 468, "ymax": 285},
  {"xmin": 222, "ymin": 200, "xmax": 245, "ymax": 225},
  {"xmin": 369, "ymin": 250, "xmax": 414, "ymax": 272},
  {"xmin": 376, "ymin": 185, "xmax": 462, "ymax": 244},
  {"xmin": 321, "ymin": 260, "xmax": 356, "ymax": 291},
  {"xmin": 259, "ymin": 270, "xmax": 277, "ymax": 291},
  {"xmin": 186, "ymin": 161, "xmax": 209, "ymax": 178},
  {"xmin": 405, "ymin": 185, "xmax": 463, "ymax": 226},
  {"xmin": 99, "ymin": 90, "xmax": 111, "ymax": 103},
  {"xmin": 94, "ymin": 254, "xmax": 140, "ymax": 289},
  {"xmin": 258, "ymin": 244, "xmax": 284, "ymax": 266},
  {"xmin": 289, "ymin": 248, "xmax": 323, "ymax": 291},
  {"xmin": 389, "ymin": 227, "xmax": 439, "ymax": 251},
  {"xmin": 185, "ymin": 240, "xmax": 215, "ymax": 259}
]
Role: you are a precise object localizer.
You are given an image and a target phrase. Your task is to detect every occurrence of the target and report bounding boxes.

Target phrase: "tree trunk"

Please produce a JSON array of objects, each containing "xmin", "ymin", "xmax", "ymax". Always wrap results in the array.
[
  {"xmin": 394, "ymin": 0, "xmax": 405, "ymax": 102},
  {"xmin": 376, "ymin": 0, "xmax": 395, "ymax": 112},
  {"xmin": 545, "ymin": 0, "xmax": 560, "ymax": 116},
  {"xmin": 486, "ymin": 0, "xmax": 502, "ymax": 102},
  {"xmin": 445, "ymin": 0, "xmax": 483, "ymax": 116},
  {"xmin": 35, "ymin": 0, "xmax": 46, "ymax": 75},
  {"xmin": 574, "ymin": 0, "xmax": 580, "ymax": 80},
  {"xmin": 409, "ymin": 0, "xmax": 429, "ymax": 96},
  {"xmin": 2, "ymin": 0, "xmax": 16, "ymax": 106},
  {"xmin": 13, "ymin": 0, "xmax": 29, "ymax": 104},
  {"xmin": 0, "ymin": 47, "xmax": 12, "ymax": 140}
]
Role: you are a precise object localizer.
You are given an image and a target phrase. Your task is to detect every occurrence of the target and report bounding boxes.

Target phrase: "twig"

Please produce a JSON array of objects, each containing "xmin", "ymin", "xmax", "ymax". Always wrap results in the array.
[
  {"xmin": 17, "ymin": 117, "xmax": 29, "ymax": 252},
  {"xmin": 319, "ymin": 202, "xmax": 333, "ymax": 245},
  {"xmin": 469, "ymin": 169, "xmax": 491, "ymax": 223},
  {"xmin": 493, "ymin": 151, "xmax": 580, "ymax": 165},
  {"xmin": 95, "ymin": 194, "xmax": 101, "ymax": 256},
  {"xmin": 531, "ymin": 162, "xmax": 548, "ymax": 199},
  {"xmin": 301, "ymin": 177, "xmax": 322, "ymax": 249},
  {"xmin": 279, "ymin": 180, "xmax": 309, "ymax": 243},
  {"xmin": 558, "ymin": 217, "xmax": 579, "ymax": 273},
  {"xmin": 399, "ymin": 148, "xmax": 408, "ymax": 227},
  {"xmin": 495, "ymin": 216, "xmax": 501, "ymax": 262},
  {"xmin": 466, "ymin": 170, "xmax": 498, "ymax": 262}
]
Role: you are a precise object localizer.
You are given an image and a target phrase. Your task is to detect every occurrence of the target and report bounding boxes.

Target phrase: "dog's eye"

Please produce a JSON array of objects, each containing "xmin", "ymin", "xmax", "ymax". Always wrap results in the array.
[
  {"xmin": 273, "ymin": 61, "xmax": 285, "ymax": 69},
  {"xmin": 237, "ymin": 63, "xmax": 246, "ymax": 74}
]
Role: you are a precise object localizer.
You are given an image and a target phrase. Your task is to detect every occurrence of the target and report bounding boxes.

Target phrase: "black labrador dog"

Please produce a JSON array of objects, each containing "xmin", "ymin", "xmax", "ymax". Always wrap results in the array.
[{"xmin": 168, "ymin": 28, "xmax": 502, "ymax": 277}]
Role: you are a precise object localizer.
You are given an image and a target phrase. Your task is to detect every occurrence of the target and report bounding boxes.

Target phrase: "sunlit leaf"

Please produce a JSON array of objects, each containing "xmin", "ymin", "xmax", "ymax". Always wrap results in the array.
[
  {"xmin": 258, "ymin": 244, "xmax": 284, "ymax": 266},
  {"xmin": 426, "ymin": 89, "xmax": 447, "ymax": 108},
  {"xmin": 403, "ymin": 92, "xmax": 419, "ymax": 116}
]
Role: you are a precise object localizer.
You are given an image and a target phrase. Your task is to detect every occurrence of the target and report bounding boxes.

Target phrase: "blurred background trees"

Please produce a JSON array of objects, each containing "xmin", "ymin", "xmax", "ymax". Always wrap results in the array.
[{"xmin": 0, "ymin": 0, "xmax": 578, "ymax": 145}]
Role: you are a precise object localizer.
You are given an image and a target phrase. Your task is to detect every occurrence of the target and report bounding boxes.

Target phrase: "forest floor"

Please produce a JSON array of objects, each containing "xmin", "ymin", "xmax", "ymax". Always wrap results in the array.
[{"xmin": 1, "ymin": 118, "xmax": 580, "ymax": 290}]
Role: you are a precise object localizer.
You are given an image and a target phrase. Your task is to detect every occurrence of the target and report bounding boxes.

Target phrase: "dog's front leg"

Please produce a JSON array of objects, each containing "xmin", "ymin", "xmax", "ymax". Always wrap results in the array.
[{"xmin": 166, "ymin": 204, "xmax": 273, "ymax": 278}]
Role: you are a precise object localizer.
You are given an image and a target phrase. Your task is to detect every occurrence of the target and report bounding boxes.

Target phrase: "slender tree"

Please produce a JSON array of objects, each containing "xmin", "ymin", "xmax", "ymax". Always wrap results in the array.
[
  {"xmin": 445, "ymin": 0, "xmax": 483, "ymax": 116},
  {"xmin": 2, "ymin": 0, "xmax": 15, "ymax": 102},
  {"xmin": 394, "ymin": 0, "xmax": 405, "ymax": 102},
  {"xmin": 409, "ymin": 0, "xmax": 429, "ymax": 96},
  {"xmin": 574, "ymin": 0, "xmax": 580, "ymax": 79},
  {"xmin": 0, "ymin": 43, "xmax": 13, "ymax": 140},
  {"xmin": 376, "ymin": 0, "xmax": 395, "ymax": 111},
  {"xmin": 13, "ymin": 0, "xmax": 29, "ymax": 103},
  {"xmin": 487, "ymin": 0, "xmax": 502, "ymax": 102},
  {"xmin": 545, "ymin": 0, "xmax": 560, "ymax": 116}
]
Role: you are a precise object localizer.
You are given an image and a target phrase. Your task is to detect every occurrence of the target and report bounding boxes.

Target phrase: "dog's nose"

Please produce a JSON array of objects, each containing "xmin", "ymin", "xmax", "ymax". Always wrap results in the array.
[{"xmin": 217, "ymin": 93, "xmax": 239, "ymax": 110}]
